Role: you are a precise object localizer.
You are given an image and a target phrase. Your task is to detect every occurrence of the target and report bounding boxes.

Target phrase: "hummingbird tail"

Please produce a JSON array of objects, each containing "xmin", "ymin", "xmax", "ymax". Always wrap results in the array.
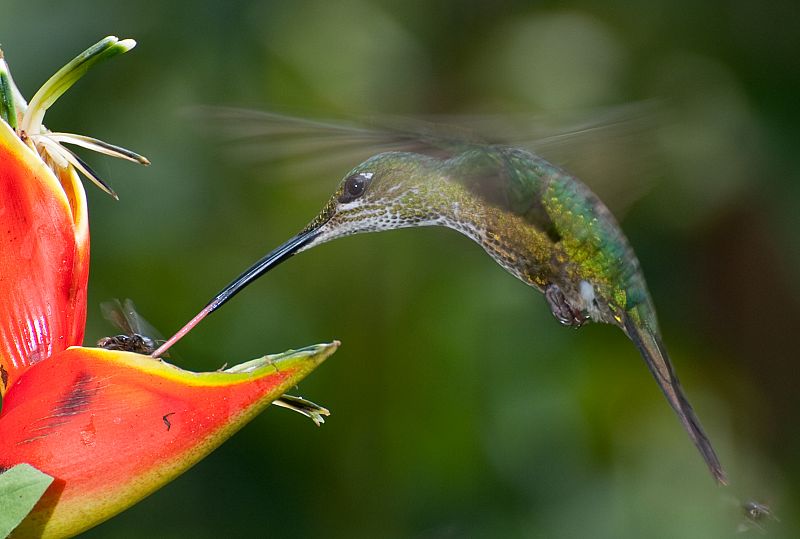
[{"xmin": 623, "ymin": 315, "xmax": 727, "ymax": 485}]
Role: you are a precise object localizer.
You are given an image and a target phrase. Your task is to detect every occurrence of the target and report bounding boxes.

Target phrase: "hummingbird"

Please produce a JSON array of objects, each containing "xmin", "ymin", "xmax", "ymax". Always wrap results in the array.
[{"xmin": 153, "ymin": 112, "xmax": 726, "ymax": 484}]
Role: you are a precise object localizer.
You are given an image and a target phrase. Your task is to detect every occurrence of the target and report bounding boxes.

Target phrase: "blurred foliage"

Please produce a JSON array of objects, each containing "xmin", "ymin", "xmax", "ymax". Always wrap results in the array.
[{"xmin": 2, "ymin": 0, "xmax": 799, "ymax": 536}]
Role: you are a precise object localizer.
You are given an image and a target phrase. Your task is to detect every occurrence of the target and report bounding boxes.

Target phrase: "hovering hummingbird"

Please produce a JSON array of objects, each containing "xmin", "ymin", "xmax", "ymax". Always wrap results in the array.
[{"xmin": 153, "ymin": 111, "xmax": 726, "ymax": 483}]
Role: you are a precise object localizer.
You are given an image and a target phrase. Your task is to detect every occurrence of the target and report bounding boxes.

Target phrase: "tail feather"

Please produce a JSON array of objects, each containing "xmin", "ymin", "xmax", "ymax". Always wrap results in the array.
[{"xmin": 623, "ymin": 314, "xmax": 727, "ymax": 485}]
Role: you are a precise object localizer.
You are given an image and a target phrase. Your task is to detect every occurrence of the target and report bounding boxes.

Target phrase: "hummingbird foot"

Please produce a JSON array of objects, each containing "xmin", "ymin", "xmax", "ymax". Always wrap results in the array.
[{"xmin": 545, "ymin": 284, "xmax": 589, "ymax": 328}]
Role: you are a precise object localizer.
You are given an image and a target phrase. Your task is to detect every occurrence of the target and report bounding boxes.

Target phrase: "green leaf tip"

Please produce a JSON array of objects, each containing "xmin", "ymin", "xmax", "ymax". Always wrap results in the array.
[
  {"xmin": 116, "ymin": 38, "xmax": 137, "ymax": 51},
  {"xmin": 0, "ymin": 464, "xmax": 54, "ymax": 538},
  {"xmin": 5, "ymin": 35, "xmax": 149, "ymax": 198},
  {"xmin": 0, "ymin": 57, "xmax": 17, "ymax": 130},
  {"xmin": 21, "ymin": 36, "xmax": 137, "ymax": 136}
]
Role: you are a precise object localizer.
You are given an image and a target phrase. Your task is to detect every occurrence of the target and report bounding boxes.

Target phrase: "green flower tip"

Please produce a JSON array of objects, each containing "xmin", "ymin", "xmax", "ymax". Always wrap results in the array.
[
  {"xmin": 115, "ymin": 38, "xmax": 137, "ymax": 52},
  {"xmin": 23, "ymin": 36, "xmax": 138, "ymax": 135},
  {"xmin": 4, "ymin": 36, "xmax": 149, "ymax": 198},
  {"xmin": 0, "ymin": 58, "xmax": 17, "ymax": 130}
]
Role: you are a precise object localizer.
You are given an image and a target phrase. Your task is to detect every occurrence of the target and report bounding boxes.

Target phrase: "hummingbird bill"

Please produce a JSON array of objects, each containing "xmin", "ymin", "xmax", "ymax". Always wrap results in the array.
[{"xmin": 153, "ymin": 111, "xmax": 726, "ymax": 484}]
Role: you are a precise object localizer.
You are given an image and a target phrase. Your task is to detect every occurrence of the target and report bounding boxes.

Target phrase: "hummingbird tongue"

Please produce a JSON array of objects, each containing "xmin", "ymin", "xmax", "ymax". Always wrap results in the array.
[{"xmin": 151, "ymin": 226, "xmax": 321, "ymax": 358}]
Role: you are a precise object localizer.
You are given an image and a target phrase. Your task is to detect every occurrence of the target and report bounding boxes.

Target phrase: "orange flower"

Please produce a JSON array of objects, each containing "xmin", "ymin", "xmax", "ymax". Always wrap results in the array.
[
  {"xmin": 0, "ymin": 87, "xmax": 89, "ymax": 393},
  {"xmin": 0, "ymin": 37, "xmax": 147, "ymax": 393},
  {"xmin": 1, "ymin": 344, "xmax": 336, "ymax": 538},
  {"xmin": 0, "ymin": 37, "xmax": 334, "ymax": 538}
]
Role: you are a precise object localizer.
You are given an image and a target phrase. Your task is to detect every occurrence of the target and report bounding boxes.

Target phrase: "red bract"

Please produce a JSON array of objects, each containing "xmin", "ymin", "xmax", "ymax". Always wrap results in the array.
[
  {"xmin": 1, "ymin": 344, "xmax": 336, "ymax": 538},
  {"xmin": 0, "ymin": 37, "xmax": 334, "ymax": 538},
  {"xmin": 0, "ymin": 37, "xmax": 140, "ymax": 394},
  {"xmin": 0, "ymin": 117, "xmax": 89, "ymax": 393}
]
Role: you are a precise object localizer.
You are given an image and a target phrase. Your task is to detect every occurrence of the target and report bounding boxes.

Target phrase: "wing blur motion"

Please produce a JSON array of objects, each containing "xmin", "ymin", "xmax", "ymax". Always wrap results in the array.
[
  {"xmin": 190, "ymin": 104, "xmax": 659, "ymax": 212},
  {"xmin": 101, "ymin": 298, "xmax": 164, "ymax": 340}
]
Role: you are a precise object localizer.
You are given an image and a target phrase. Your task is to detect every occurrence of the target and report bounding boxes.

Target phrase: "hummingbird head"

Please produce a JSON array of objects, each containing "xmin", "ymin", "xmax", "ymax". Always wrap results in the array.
[
  {"xmin": 301, "ymin": 151, "xmax": 446, "ymax": 248},
  {"xmin": 206, "ymin": 152, "xmax": 447, "ymax": 312}
]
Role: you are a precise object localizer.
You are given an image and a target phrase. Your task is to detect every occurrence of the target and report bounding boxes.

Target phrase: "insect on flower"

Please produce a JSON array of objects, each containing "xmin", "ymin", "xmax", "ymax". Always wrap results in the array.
[{"xmin": 97, "ymin": 298, "xmax": 165, "ymax": 356}]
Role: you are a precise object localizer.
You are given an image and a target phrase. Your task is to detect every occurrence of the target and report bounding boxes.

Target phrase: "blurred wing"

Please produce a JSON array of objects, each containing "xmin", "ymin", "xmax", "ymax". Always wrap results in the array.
[
  {"xmin": 196, "ymin": 107, "xmax": 462, "ymax": 164},
  {"xmin": 189, "ymin": 104, "xmax": 661, "ymax": 214},
  {"xmin": 101, "ymin": 298, "xmax": 165, "ymax": 341},
  {"xmin": 100, "ymin": 298, "xmax": 133, "ymax": 335},
  {"xmin": 120, "ymin": 298, "xmax": 165, "ymax": 341}
]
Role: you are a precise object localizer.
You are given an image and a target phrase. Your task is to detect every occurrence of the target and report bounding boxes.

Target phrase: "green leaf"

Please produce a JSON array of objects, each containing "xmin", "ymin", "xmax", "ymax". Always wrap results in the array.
[
  {"xmin": 0, "ymin": 464, "xmax": 54, "ymax": 538},
  {"xmin": 21, "ymin": 36, "xmax": 136, "ymax": 135},
  {"xmin": 0, "ymin": 56, "xmax": 18, "ymax": 130}
]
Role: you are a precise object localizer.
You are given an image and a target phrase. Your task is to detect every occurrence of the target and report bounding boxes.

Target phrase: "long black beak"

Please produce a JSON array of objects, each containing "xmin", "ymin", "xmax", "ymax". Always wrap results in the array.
[
  {"xmin": 151, "ymin": 226, "xmax": 321, "ymax": 358},
  {"xmin": 209, "ymin": 226, "xmax": 321, "ymax": 313}
]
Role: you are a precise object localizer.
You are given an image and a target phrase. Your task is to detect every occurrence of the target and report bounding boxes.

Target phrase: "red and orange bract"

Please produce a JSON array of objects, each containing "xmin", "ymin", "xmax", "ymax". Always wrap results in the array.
[
  {"xmin": 0, "ymin": 119, "xmax": 89, "ymax": 395},
  {"xmin": 0, "ymin": 344, "xmax": 335, "ymax": 538},
  {"xmin": 0, "ymin": 37, "xmax": 335, "ymax": 538}
]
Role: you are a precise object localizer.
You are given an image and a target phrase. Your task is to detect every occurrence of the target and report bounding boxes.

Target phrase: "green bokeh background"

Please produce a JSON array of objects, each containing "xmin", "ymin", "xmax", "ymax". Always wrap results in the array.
[{"xmin": 2, "ymin": 1, "xmax": 799, "ymax": 536}]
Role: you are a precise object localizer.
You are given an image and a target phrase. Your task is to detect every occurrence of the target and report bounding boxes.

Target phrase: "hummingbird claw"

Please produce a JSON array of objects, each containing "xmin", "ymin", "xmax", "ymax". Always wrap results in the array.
[{"xmin": 545, "ymin": 284, "xmax": 588, "ymax": 328}]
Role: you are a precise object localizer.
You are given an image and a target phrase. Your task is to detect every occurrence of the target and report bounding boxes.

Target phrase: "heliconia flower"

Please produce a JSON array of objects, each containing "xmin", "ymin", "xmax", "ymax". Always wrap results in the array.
[
  {"xmin": 0, "ymin": 37, "xmax": 148, "ymax": 395},
  {"xmin": 1, "ymin": 343, "xmax": 337, "ymax": 539},
  {"xmin": 0, "ymin": 38, "xmax": 336, "ymax": 538}
]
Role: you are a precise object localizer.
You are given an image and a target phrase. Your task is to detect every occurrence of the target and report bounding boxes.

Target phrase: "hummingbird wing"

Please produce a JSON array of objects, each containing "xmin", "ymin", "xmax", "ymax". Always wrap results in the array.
[
  {"xmin": 190, "ymin": 105, "xmax": 658, "ymax": 214},
  {"xmin": 193, "ymin": 107, "xmax": 468, "ymax": 168},
  {"xmin": 195, "ymin": 104, "xmax": 652, "ymax": 158},
  {"xmin": 622, "ymin": 312, "xmax": 727, "ymax": 485}
]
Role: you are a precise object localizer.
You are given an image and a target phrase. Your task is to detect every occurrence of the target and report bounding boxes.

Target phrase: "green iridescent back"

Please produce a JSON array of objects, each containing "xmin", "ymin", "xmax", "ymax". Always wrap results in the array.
[{"xmin": 448, "ymin": 146, "xmax": 658, "ymax": 329}]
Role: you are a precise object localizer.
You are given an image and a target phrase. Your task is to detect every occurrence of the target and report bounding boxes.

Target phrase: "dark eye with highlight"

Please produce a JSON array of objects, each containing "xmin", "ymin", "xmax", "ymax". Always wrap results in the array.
[{"xmin": 338, "ymin": 172, "xmax": 373, "ymax": 203}]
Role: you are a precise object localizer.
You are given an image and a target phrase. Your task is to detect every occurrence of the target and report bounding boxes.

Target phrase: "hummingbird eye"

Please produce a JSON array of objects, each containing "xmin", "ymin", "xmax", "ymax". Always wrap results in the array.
[{"xmin": 338, "ymin": 172, "xmax": 373, "ymax": 203}]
